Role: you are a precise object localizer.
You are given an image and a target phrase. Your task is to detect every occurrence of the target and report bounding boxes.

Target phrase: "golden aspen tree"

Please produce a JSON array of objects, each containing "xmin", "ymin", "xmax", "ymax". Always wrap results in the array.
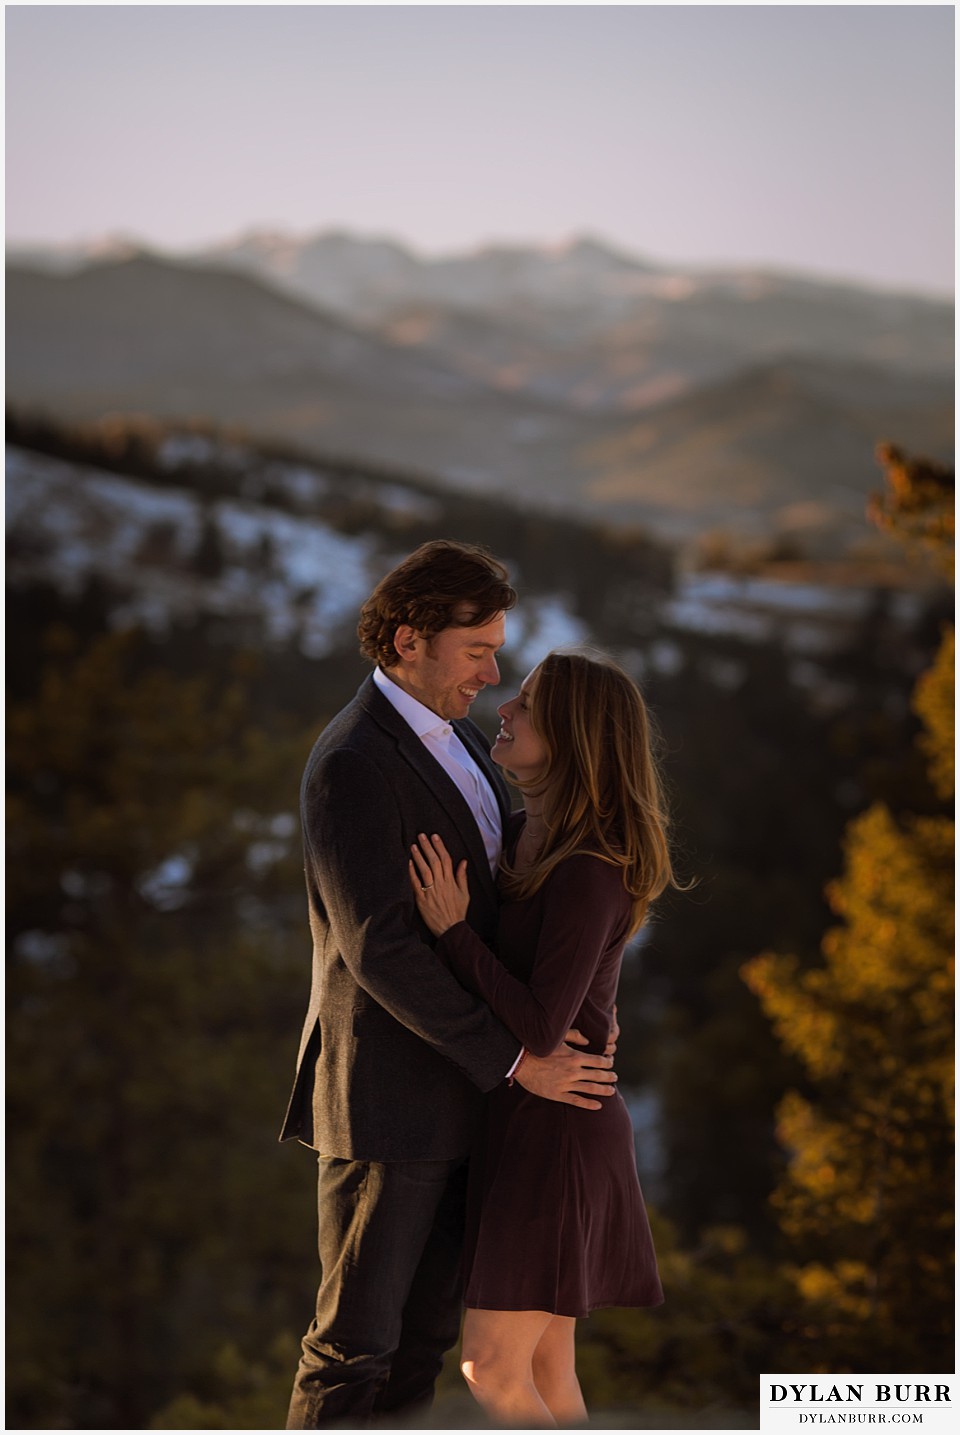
[{"xmin": 742, "ymin": 447, "xmax": 954, "ymax": 1369}]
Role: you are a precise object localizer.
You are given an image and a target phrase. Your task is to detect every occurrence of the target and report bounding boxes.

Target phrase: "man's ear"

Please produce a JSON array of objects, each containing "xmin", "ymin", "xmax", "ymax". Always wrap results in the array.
[{"xmin": 393, "ymin": 624, "xmax": 422, "ymax": 665}]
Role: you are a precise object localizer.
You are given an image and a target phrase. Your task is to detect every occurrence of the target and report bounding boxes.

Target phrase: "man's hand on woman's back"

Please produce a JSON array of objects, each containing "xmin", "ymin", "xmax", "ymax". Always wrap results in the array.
[{"xmin": 514, "ymin": 1043, "xmax": 617, "ymax": 1111}]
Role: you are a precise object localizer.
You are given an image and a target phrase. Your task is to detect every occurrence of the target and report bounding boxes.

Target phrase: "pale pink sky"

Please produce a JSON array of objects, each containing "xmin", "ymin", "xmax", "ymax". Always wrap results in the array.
[{"xmin": 5, "ymin": 3, "xmax": 955, "ymax": 296}]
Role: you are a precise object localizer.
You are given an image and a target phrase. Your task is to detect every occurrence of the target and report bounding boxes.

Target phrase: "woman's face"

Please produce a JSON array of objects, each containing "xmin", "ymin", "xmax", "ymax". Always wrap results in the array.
[{"xmin": 491, "ymin": 669, "xmax": 549, "ymax": 782}]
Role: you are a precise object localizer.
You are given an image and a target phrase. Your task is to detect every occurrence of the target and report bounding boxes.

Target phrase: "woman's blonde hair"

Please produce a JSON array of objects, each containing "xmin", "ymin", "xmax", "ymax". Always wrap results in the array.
[{"xmin": 501, "ymin": 649, "xmax": 680, "ymax": 934}]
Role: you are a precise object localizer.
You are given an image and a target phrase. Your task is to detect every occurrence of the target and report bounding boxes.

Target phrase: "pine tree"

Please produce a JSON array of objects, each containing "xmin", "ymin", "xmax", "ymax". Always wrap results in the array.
[
  {"xmin": 6, "ymin": 627, "xmax": 317, "ymax": 1427},
  {"xmin": 742, "ymin": 446, "xmax": 954, "ymax": 1369}
]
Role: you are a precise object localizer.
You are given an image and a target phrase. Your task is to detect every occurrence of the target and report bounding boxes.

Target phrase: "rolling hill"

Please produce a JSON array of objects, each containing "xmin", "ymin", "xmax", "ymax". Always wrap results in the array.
[{"xmin": 6, "ymin": 248, "xmax": 953, "ymax": 555}]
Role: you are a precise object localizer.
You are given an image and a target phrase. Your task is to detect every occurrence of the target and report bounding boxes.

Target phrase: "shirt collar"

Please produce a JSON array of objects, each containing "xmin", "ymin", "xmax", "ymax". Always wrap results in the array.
[{"xmin": 373, "ymin": 665, "xmax": 452, "ymax": 741}]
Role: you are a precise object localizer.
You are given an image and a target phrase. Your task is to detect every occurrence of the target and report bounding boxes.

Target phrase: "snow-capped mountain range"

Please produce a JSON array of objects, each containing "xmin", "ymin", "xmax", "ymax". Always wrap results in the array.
[
  {"xmin": 10, "ymin": 227, "xmax": 951, "ymax": 356},
  {"xmin": 6, "ymin": 228, "xmax": 953, "ymax": 555}
]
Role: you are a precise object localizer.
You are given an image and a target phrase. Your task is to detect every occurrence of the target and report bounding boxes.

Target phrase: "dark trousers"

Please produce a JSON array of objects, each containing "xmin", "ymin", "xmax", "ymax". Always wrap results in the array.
[{"xmin": 286, "ymin": 1155, "xmax": 468, "ymax": 1429}]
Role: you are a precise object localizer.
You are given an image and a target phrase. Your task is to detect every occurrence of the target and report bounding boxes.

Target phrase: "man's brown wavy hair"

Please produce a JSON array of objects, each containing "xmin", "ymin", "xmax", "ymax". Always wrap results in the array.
[{"xmin": 358, "ymin": 540, "xmax": 517, "ymax": 669}]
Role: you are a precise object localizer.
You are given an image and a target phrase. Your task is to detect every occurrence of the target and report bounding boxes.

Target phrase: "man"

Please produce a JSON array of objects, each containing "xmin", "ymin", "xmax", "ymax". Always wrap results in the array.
[{"xmin": 281, "ymin": 541, "xmax": 618, "ymax": 1428}]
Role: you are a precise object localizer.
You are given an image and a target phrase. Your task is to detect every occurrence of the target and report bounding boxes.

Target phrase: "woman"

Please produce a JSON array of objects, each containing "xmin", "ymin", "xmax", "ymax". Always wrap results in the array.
[{"xmin": 408, "ymin": 649, "xmax": 681, "ymax": 1428}]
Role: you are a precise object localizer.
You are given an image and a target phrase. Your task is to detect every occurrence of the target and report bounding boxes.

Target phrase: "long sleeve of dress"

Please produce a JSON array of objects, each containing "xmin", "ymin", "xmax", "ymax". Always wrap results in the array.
[{"xmin": 435, "ymin": 854, "xmax": 630, "ymax": 1058}]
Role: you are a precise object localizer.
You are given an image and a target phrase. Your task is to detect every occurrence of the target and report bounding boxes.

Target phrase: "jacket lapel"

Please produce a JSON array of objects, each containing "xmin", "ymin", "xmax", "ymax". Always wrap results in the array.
[{"xmin": 356, "ymin": 676, "xmax": 501, "ymax": 905}]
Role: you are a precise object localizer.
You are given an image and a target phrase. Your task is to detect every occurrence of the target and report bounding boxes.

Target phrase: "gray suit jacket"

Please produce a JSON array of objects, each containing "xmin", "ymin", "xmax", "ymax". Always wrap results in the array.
[{"xmin": 279, "ymin": 673, "xmax": 521, "ymax": 1161}]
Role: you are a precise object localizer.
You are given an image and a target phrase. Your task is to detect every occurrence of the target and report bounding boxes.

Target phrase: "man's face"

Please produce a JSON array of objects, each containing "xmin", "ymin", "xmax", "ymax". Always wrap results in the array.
[{"xmin": 395, "ymin": 609, "xmax": 506, "ymax": 720}]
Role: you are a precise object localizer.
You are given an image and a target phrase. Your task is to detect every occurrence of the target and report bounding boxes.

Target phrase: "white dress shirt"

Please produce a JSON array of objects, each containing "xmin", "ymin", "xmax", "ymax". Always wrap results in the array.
[{"xmin": 373, "ymin": 665, "xmax": 503, "ymax": 874}]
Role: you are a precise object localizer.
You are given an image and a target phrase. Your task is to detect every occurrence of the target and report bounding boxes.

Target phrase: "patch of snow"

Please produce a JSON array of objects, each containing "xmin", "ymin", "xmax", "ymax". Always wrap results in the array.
[
  {"xmin": 61, "ymin": 868, "xmax": 113, "ymax": 899},
  {"xmin": 677, "ymin": 572, "xmax": 871, "ymax": 618},
  {"xmin": 268, "ymin": 812, "xmax": 297, "ymax": 838},
  {"xmin": 157, "ymin": 434, "xmax": 220, "ymax": 468},
  {"xmin": 212, "ymin": 500, "xmax": 373, "ymax": 629},
  {"xmin": 265, "ymin": 462, "xmax": 331, "ymax": 507},
  {"xmin": 158, "ymin": 434, "xmax": 251, "ymax": 470},
  {"xmin": 666, "ymin": 569, "xmax": 929, "ymax": 658},
  {"xmin": 363, "ymin": 481, "xmax": 442, "ymax": 520},
  {"xmin": 509, "ymin": 595, "xmax": 590, "ymax": 670},
  {"xmin": 622, "ymin": 1086, "xmax": 667, "ymax": 1193},
  {"xmin": 7, "ymin": 445, "xmax": 378, "ymax": 659},
  {"xmin": 15, "ymin": 930, "xmax": 74, "ymax": 970},
  {"xmin": 246, "ymin": 838, "xmax": 292, "ymax": 875},
  {"xmin": 138, "ymin": 853, "xmax": 195, "ymax": 910},
  {"xmin": 6, "ymin": 448, "xmax": 202, "ymax": 575},
  {"xmin": 782, "ymin": 622, "xmax": 845, "ymax": 656},
  {"xmin": 111, "ymin": 591, "xmax": 188, "ymax": 635},
  {"xmin": 663, "ymin": 596, "xmax": 773, "ymax": 643}
]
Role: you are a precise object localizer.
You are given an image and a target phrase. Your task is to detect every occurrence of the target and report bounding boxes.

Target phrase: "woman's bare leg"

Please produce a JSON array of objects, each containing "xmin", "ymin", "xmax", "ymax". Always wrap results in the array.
[
  {"xmin": 532, "ymin": 1316, "xmax": 588, "ymax": 1426},
  {"xmin": 460, "ymin": 1308, "xmax": 556, "ymax": 1427}
]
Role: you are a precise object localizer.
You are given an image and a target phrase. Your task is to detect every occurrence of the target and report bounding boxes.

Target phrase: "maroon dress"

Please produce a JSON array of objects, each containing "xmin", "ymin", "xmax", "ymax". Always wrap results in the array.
[{"xmin": 436, "ymin": 820, "xmax": 663, "ymax": 1318}]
